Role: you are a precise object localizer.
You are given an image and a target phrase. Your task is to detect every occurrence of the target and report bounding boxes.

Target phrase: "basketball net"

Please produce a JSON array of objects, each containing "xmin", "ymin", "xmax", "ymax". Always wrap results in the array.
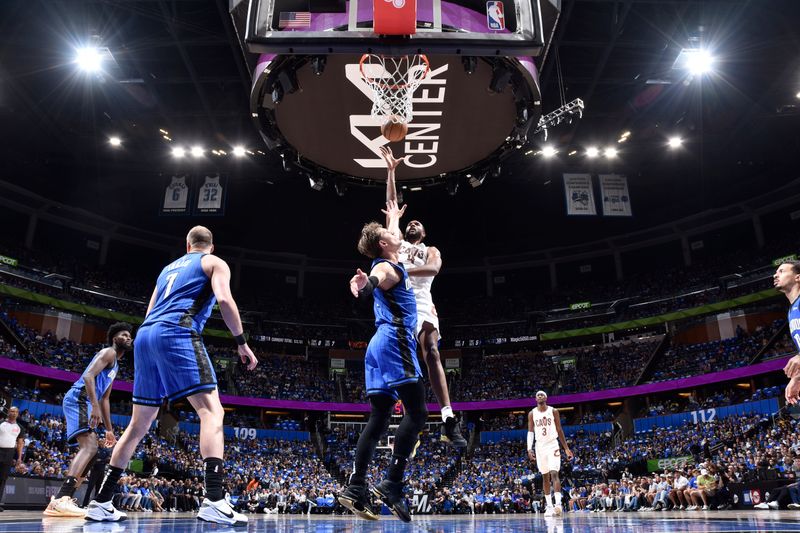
[{"xmin": 359, "ymin": 54, "xmax": 430, "ymax": 125}]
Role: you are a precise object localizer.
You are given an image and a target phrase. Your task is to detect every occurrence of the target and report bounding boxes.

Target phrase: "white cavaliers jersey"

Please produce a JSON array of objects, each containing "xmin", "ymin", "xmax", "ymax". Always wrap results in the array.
[
  {"xmin": 398, "ymin": 241, "xmax": 435, "ymax": 306},
  {"xmin": 531, "ymin": 406, "xmax": 557, "ymax": 446},
  {"xmin": 197, "ymin": 176, "xmax": 223, "ymax": 210},
  {"xmin": 164, "ymin": 176, "xmax": 189, "ymax": 210}
]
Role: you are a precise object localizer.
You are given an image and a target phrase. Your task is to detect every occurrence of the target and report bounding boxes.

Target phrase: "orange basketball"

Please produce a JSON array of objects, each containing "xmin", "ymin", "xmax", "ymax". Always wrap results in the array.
[{"xmin": 381, "ymin": 120, "xmax": 408, "ymax": 142}]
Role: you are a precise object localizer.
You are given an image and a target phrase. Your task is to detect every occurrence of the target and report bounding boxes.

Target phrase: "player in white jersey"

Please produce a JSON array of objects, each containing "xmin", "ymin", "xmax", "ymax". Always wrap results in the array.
[
  {"xmin": 381, "ymin": 146, "xmax": 466, "ymax": 448},
  {"xmin": 527, "ymin": 391, "xmax": 573, "ymax": 516}
]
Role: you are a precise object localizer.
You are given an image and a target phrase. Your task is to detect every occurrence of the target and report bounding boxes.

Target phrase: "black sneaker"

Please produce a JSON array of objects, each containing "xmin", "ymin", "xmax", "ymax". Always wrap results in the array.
[
  {"xmin": 440, "ymin": 416, "xmax": 468, "ymax": 448},
  {"xmin": 372, "ymin": 480, "xmax": 411, "ymax": 523},
  {"xmin": 338, "ymin": 484, "xmax": 378, "ymax": 521}
]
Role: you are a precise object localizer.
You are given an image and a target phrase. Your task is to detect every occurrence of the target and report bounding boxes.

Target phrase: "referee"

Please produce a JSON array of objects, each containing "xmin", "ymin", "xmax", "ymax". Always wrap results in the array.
[{"xmin": 0, "ymin": 406, "xmax": 25, "ymax": 512}]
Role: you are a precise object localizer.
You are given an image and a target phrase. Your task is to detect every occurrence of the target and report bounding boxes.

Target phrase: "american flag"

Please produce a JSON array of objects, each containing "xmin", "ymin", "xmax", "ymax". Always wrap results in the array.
[{"xmin": 278, "ymin": 12, "xmax": 311, "ymax": 29}]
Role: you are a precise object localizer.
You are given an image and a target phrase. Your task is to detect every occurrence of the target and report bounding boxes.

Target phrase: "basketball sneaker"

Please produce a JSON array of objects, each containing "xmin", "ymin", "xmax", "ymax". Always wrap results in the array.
[
  {"xmin": 440, "ymin": 417, "xmax": 468, "ymax": 449},
  {"xmin": 197, "ymin": 498, "xmax": 248, "ymax": 526},
  {"xmin": 372, "ymin": 480, "xmax": 411, "ymax": 523},
  {"xmin": 43, "ymin": 495, "xmax": 86, "ymax": 517},
  {"xmin": 338, "ymin": 484, "xmax": 378, "ymax": 521},
  {"xmin": 543, "ymin": 506, "xmax": 554, "ymax": 516},
  {"xmin": 85, "ymin": 500, "xmax": 127, "ymax": 522}
]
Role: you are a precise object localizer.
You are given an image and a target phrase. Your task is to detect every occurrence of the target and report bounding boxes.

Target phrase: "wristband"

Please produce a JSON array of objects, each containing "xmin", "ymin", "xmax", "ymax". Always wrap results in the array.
[
  {"xmin": 234, "ymin": 334, "xmax": 247, "ymax": 346},
  {"xmin": 358, "ymin": 276, "xmax": 380, "ymax": 298}
]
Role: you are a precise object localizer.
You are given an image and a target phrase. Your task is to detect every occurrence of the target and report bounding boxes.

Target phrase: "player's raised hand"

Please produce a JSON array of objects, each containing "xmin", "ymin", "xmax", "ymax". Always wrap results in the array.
[
  {"xmin": 381, "ymin": 200, "xmax": 407, "ymax": 219},
  {"xmin": 379, "ymin": 146, "xmax": 405, "ymax": 171},
  {"xmin": 786, "ymin": 377, "xmax": 800, "ymax": 405},
  {"xmin": 350, "ymin": 268, "xmax": 369, "ymax": 297},
  {"xmin": 239, "ymin": 344, "xmax": 258, "ymax": 371},
  {"xmin": 784, "ymin": 354, "xmax": 800, "ymax": 378}
]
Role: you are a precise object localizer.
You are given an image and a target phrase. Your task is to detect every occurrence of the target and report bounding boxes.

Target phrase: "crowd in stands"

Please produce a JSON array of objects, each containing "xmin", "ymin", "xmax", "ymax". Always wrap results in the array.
[
  {"xmin": 649, "ymin": 320, "xmax": 785, "ymax": 383},
  {"xmin": 558, "ymin": 340, "xmax": 659, "ymax": 394},
  {"xmin": 456, "ymin": 352, "xmax": 558, "ymax": 401}
]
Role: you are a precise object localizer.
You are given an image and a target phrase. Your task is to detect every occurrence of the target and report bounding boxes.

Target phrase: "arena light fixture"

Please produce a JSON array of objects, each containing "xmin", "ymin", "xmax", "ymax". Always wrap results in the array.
[
  {"xmin": 541, "ymin": 145, "xmax": 557, "ymax": 158},
  {"xmin": 108, "ymin": 136, "xmax": 121, "ymax": 147},
  {"xmin": 232, "ymin": 146, "xmax": 246, "ymax": 157},
  {"xmin": 684, "ymin": 49, "xmax": 714, "ymax": 76},
  {"xmin": 191, "ymin": 146, "xmax": 204, "ymax": 158},
  {"xmin": 604, "ymin": 147, "xmax": 618, "ymax": 158},
  {"xmin": 75, "ymin": 47, "xmax": 103, "ymax": 72},
  {"xmin": 586, "ymin": 147, "xmax": 599, "ymax": 158},
  {"xmin": 668, "ymin": 136, "xmax": 683, "ymax": 149},
  {"xmin": 796, "ymin": 91, "xmax": 800, "ymax": 100},
  {"xmin": 171, "ymin": 147, "xmax": 186, "ymax": 158}
]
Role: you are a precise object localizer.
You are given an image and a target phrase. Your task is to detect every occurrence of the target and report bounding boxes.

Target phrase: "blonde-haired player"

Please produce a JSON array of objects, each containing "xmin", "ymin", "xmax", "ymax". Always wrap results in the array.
[{"xmin": 527, "ymin": 391, "xmax": 573, "ymax": 516}]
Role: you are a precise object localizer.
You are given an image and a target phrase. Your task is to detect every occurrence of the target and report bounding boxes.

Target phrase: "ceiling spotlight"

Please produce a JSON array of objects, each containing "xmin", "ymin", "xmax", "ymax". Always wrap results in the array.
[
  {"xmin": 604, "ymin": 147, "xmax": 618, "ymax": 158},
  {"xmin": 685, "ymin": 49, "xmax": 714, "ymax": 76},
  {"xmin": 668, "ymin": 136, "xmax": 683, "ymax": 149},
  {"xmin": 541, "ymin": 145, "xmax": 558, "ymax": 158},
  {"xmin": 796, "ymin": 91, "xmax": 800, "ymax": 100},
  {"xmin": 191, "ymin": 146, "xmax": 204, "ymax": 158},
  {"xmin": 232, "ymin": 146, "xmax": 246, "ymax": 157},
  {"xmin": 75, "ymin": 47, "xmax": 103, "ymax": 72},
  {"xmin": 108, "ymin": 136, "xmax": 121, "ymax": 147},
  {"xmin": 171, "ymin": 147, "xmax": 185, "ymax": 158},
  {"xmin": 586, "ymin": 147, "xmax": 600, "ymax": 158}
]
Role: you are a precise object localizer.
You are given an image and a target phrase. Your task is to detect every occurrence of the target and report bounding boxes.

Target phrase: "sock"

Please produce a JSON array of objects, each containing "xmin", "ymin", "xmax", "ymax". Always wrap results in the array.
[
  {"xmin": 387, "ymin": 455, "xmax": 408, "ymax": 483},
  {"xmin": 96, "ymin": 465, "xmax": 124, "ymax": 503},
  {"xmin": 545, "ymin": 494, "xmax": 553, "ymax": 508},
  {"xmin": 441, "ymin": 406, "xmax": 454, "ymax": 423},
  {"xmin": 55, "ymin": 476, "xmax": 78, "ymax": 499},
  {"xmin": 555, "ymin": 492, "xmax": 562, "ymax": 506},
  {"xmin": 204, "ymin": 457, "xmax": 225, "ymax": 502}
]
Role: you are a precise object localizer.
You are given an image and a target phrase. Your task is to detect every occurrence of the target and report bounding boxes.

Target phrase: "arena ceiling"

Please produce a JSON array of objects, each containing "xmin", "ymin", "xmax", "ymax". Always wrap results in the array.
[{"xmin": 0, "ymin": 0, "xmax": 799, "ymax": 261}]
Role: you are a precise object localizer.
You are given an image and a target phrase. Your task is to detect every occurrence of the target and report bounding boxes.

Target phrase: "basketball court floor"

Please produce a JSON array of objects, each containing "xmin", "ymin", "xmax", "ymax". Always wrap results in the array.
[{"xmin": 1, "ymin": 511, "xmax": 799, "ymax": 533}]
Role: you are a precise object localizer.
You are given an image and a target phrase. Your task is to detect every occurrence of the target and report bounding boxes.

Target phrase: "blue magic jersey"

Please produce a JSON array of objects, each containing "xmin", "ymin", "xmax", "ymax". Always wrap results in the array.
[
  {"xmin": 71, "ymin": 351, "xmax": 118, "ymax": 398},
  {"xmin": 142, "ymin": 252, "xmax": 216, "ymax": 332},
  {"xmin": 789, "ymin": 296, "xmax": 800, "ymax": 352},
  {"xmin": 372, "ymin": 259, "xmax": 417, "ymax": 331}
]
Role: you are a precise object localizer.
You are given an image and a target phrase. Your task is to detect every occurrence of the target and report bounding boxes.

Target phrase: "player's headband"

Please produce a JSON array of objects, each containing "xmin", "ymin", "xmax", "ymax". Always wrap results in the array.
[{"xmin": 536, "ymin": 391, "xmax": 547, "ymax": 398}]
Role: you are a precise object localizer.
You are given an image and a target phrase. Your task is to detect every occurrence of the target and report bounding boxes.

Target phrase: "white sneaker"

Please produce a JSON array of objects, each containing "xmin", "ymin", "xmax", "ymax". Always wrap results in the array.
[
  {"xmin": 754, "ymin": 502, "xmax": 769, "ymax": 510},
  {"xmin": 543, "ymin": 506, "xmax": 554, "ymax": 517},
  {"xmin": 701, "ymin": 505, "xmax": 708, "ymax": 510},
  {"xmin": 679, "ymin": 505, "xmax": 685, "ymax": 510},
  {"xmin": 85, "ymin": 500, "xmax": 127, "ymax": 522},
  {"xmin": 43, "ymin": 495, "xmax": 86, "ymax": 518},
  {"xmin": 197, "ymin": 498, "xmax": 248, "ymax": 525},
  {"xmin": 768, "ymin": 501, "xmax": 780, "ymax": 510}
]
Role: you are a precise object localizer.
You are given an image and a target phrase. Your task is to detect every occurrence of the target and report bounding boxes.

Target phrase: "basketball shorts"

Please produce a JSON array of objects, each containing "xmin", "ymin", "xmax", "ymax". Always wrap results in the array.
[
  {"xmin": 415, "ymin": 301, "xmax": 441, "ymax": 339},
  {"xmin": 535, "ymin": 440, "xmax": 561, "ymax": 474},
  {"xmin": 132, "ymin": 323, "xmax": 217, "ymax": 406},
  {"xmin": 365, "ymin": 324, "xmax": 421, "ymax": 400},
  {"xmin": 63, "ymin": 387, "xmax": 93, "ymax": 445}
]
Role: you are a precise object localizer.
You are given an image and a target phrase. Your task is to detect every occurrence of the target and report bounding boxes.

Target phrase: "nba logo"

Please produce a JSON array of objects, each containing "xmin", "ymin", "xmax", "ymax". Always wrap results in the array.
[{"xmin": 486, "ymin": 1, "xmax": 505, "ymax": 30}]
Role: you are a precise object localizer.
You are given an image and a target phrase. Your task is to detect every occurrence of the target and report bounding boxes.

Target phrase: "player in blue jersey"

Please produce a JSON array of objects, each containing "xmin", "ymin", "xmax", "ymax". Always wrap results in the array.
[
  {"xmin": 382, "ymin": 146, "xmax": 467, "ymax": 448},
  {"xmin": 86, "ymin": 226, "xmax": 258, "ymax": 526},
  {"xmin": 775, "ymin": 260, "xmax": 800, "ymax": 404},
  {"xmin": 338, "ymin": 200, "xmax": 428, "ymax": 523},
  {"xmin": 42, "ymin": 322, "xmax": 132, "ymax": 518}
]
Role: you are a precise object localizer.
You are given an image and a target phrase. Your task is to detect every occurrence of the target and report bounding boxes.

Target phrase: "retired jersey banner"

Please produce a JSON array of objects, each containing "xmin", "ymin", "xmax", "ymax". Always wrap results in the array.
[
  {"xmin": 599, "ymin": 174, "xmax": 632, "ymax": 217},
  {"xmin": 563, "ymin": 174, "xmax": 596, "ymax": 215},
  {"xmin": 194, "ymin": 174, "xmax": 227, "ymax": 216},
  {"xmin": 160, "ymin": 175, "xmax": 191, "ymax": 215}
]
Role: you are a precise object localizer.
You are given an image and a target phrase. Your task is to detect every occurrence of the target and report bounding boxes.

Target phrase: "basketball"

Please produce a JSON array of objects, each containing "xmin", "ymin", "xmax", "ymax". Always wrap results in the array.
[{"xmin": 382, "ymin": 119, "xmax": 408, "ymax": 142}]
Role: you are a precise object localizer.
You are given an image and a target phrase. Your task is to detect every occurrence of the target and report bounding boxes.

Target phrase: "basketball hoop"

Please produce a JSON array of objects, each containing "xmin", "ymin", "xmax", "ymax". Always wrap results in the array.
[{"xmin": 359, "ymin": 54, "xmax": 430, "ymax": 125}]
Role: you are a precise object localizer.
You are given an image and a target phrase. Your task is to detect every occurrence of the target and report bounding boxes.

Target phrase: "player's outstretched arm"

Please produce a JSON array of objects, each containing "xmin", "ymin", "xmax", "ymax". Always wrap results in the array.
[
  {"xmin": 553, "ymin": 409, "xmax": 574, "ymax": 460},
  {"xmin": 407, "ymin": 246, "xmax": 442, "ymax": 277},
  {"xmin": 204, "ymin": 255, "xmax": 258, "ymax": 370},
  {"xmin": 350, "ymin": 262, "xmax": 401, "ymax": 298},
  {"xmin": 381, "ymin": 146, "xmax": 404, "ymax": 227},
  {"xmin": 381, "ymin": 199, "xmax": 407, "ymax": 240}
]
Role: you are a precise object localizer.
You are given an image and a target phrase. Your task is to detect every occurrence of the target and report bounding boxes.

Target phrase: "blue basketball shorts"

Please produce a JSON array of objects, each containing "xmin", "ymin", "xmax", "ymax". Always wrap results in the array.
[
  {"xmin": 365, "ymin": 324, "xmax": 421, "ymax": 400},
  {"xmin": 132, "ymin": 323, "xmax": 217, "ymax": 406},
  {"xmin": 63, "ymin": 387, "xmax": 93, "ymax": 445}
]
